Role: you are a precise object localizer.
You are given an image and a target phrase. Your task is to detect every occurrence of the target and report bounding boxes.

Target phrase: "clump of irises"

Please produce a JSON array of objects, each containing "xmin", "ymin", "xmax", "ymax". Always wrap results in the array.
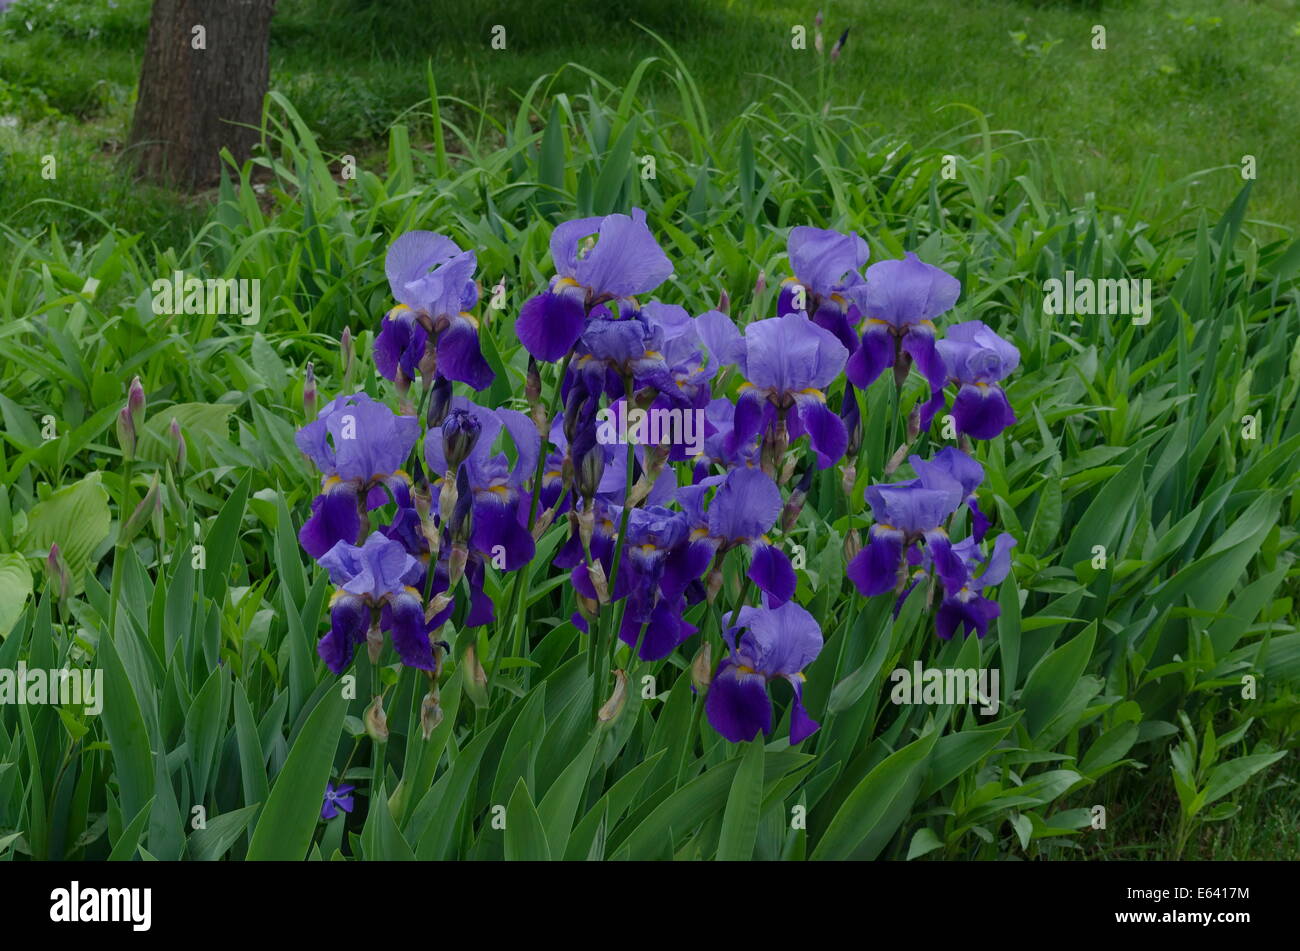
[{"xmin": 296, "ymin": 211, "xmax": 1021, "ymax": 753}]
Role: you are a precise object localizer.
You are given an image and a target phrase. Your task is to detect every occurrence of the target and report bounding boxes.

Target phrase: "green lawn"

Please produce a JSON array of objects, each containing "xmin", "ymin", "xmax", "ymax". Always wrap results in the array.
[{"xmin": 2, "ymin": 0, "xmax": 1298, "ymax": 244}]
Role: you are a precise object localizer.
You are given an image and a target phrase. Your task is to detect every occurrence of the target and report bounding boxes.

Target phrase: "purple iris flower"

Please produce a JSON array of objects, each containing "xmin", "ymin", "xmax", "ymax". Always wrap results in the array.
[
  {"xmin": 570, "ymin": 307, "xmax": 672, "ymax": 399},
  {"xmin": 669, "ymin": 466, "xmax": 796, "ymax": 606},
  {"xmin": 727, "ymin": 312, "xmax": 850, "ymax": 470},
  {"xmin": 912, "ymin": 446, "xmax": 989, "ymax": 542},
  {"xmin": 296, "ymin": 392, "xmax": 420, "ymax": 559},
  {"xmin": 846, "ymin": 252, "xmax": 960, "ymax": 424},
  {"xmin": 321, "ymin": 782, "xmax": 355, "ymax": 820},
  {"xmin": 604, "ymin": 505, "xmax": 699, "ymax": 660},
  {"xmin": 317, "ymin": 532, "xmax": 429, "ymax": 672},
  {"xmin": 424, "ymin": 396, "xmax": 539, "ymax": 575},
  {"xmin": 516, "ymin": 208, "xmax": 673, "ymax": 362},
  {"xmin": 777, "ymin": 226, "xmax": 870, "ymax": 354},
  {"xmin": 693, "ymin": 398, "xmax": 761, "ymax": 479},
  {"xmin": 374, "ymin": 231, "xmax": 494, "ymax": 390},
  {"xmin": 935, "ymin": 320, "xmax": 1019, "ymax": 440},
  {"xmin": 929, "ymin": 532, "xmax": 1017, "ymax": 639},
  {"xmin": 845, "ymin": 454, "xmax": 965, "ymax": 597},
  {"xmin": 641, "ymin": 302, "xmax": 745, "ymax": 408},
  {"xmin": 705, "ymin": 599, "xmax": 823, "ymax": 745}
]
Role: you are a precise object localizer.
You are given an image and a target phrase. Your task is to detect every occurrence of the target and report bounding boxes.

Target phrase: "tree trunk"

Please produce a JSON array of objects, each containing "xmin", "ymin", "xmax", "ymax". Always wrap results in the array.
[{"xmin": 128, "ymin": 0, "xmax": 277, "ymax": 191}]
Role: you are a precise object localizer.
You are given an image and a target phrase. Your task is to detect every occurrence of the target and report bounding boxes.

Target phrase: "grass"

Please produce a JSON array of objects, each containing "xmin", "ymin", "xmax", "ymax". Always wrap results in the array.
[
  {"xmin": 0, "ymin": 1, "xmax": 1297, "ymax": 862},
  {"xmin": 2, "ymin": 0, "xmax": 1298, "ymax": 244}
]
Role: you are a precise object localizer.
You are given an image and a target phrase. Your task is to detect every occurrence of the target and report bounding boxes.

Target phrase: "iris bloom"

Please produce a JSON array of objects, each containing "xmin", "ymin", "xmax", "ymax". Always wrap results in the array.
[
  {"xmin": 935, "ymin": 320, "xmax": 1019, "ymax": 439},
  {"xmin": 639, "ymin": 302, "xmax": 744, "ymax": 409},
  {"xmin": 321, "ymin": 782, "xmax": 355, "ymax": 820},
  {"xmin": 693, "ymin": 398, "xmax": 761, "ymax": 478},
  {"xmin": 604, "ymin": 505, "xmax": 699, "ymax": 660},
  {"xmin": 845, "ymin": 455, "xmax": 965, "ymax": 597},
  {"xmin": 913, "ymin": 447, "xmax": 989, "ymax": 542},
  {"xmin": 845, "ymin": 252, "xmax": 960, "ymax": 426},
  {"xmin": 516, "ymin": 208, "xmax": 673, "ymax": 362},
  {"xmin": 297, "ymin": 393, "xmax": 420, "ymax": 559},
  {"xmin": 374, "ymin": 231, "xmax": 494, "ymax": 390},
  {"xmin": 777, "ymin": 226, "xmax": 870, "ymax": 354},
  {"xmin": 929, "ymin": 532, "xmax": 1017, "ymax": 639},
  {"xmin": 670, "ymin": 466, "xmax": 796, "ymax": 605},
  {"xmin": 424, "ymin": 396, "xmax": 539, "ymax": 574},
  {"xmin": 728, "ymin": 312, "xmax": 850, "ymax": 469},
  {"xmin": 317, "ymin": 532, "xmax": 430, "ymax": 673},
  {"xmin": 705, "ymin": 600, "xmax": 823, "ymax": 745}
]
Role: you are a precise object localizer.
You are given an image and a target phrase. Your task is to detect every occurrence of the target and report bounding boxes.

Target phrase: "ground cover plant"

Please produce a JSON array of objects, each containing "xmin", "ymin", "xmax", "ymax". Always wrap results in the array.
[{"xmin": 0, "ymin": 4, "xmax": 1298, "ymax": 863}]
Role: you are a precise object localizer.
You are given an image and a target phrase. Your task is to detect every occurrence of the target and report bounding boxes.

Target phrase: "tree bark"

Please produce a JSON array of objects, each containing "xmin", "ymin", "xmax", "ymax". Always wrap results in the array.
[{"xmin": 128, "ymin": 0, "xmax": 277, "ymax": 191}]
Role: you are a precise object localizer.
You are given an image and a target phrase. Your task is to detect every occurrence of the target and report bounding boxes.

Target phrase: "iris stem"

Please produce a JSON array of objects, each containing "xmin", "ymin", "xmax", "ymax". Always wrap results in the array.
[
  {"xmin": 506, "ymin": 354, "xmax": 571, "ymax": 666},
  {"xmin": 592, "ymin": 375, "xmax": 636, "ymax": 722},
  {"xmin": 107, "ymin": 457, "xmax": 134, "ymax": 647}
]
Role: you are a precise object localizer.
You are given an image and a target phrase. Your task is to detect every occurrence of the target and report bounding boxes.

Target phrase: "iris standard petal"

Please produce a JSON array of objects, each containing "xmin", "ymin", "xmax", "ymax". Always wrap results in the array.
[
  {"xmin": 574, "ymin": 208, "xmax": 673, "ymax": 299},
  {"xmin": 861, "ymin": 252, "xmax": 961, "ymax": 327}
]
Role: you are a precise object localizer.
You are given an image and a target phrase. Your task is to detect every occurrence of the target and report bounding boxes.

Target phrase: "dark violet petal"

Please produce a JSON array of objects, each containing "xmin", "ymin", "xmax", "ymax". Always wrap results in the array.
[
  {"xmin": 846, "ymin": 527, "xmax": 904, "ymax": 596},
  {"xmin": 705, "ymin": 659, "xmax": 772, "ymax": 743},
  {"xmin": 747, "ymin": 542, "xmax": 796, "ymax": 606},
  {"xmin": 516, "ymin": 288, "xmax": 587, "ymax": 362},
  {"xmin": 471, "ymin": 496, "xmax": 535, "ymax": 570},
  {"xmin": 845, "ymin": 323, "xmax": 894, "ymax": 389},
  {"xmin": 726, "ymin": 387, "xmax": 770, "ymax": 459},
  {"xmin": 952, "ymin": 383, "xmax": 1017, "ymax": 440},
  {"xmin": 783, "ymin": 674, "xmax": 820, "ymax": 745},
  {"xmin": 792, "ymin": 393, "xmax": 849, "ymax": 469},
  {"xmin": 935, "ymin": 591, "xmax": 1000, "ymax": 640},
  {"xmin": 437, "ymin": 315, "xmax": 495, "ymax": 390},
  {"xmin": 384, "ymin": 592, "xmax": 433, "ymax": 670},
  {"xmin": 299, "ymin": 488, "xmax": 362, "ymax": 559},
  {"xmin": 319, "ymin": 593, "xmax": 368, "ymax": 674}
]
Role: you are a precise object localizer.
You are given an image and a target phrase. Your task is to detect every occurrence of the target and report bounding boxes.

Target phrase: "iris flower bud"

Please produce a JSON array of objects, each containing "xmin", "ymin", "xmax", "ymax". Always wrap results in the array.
[
  {"xmin": 780, "ymin": 466, "xmax": 814, "ymax": 532},
  {"xmin": 169, "ymin": 418, "xmax": 186, "ymax": 474},
  {"xmin": 116, "ymin": 406, "xmax": 136, "ymax": 461},
  {"xmin": 119, "ymin": 473, "xmax": 161, "ymax": 546},
  {"xmin": 303, "ymin": 362, "xmax": 317, "ymax": 420},
  {"xmin": 419, "ymin": 689, "xmax": 444, "ymax": 740},
  {"xmin": 366, "ymin": 622, "xmax": 384, "ymax": 664},
  {"xmin": 575, "ymin": 445, "xmax": 605, "ymax": 503},
  {"xmin": 340, "ymin": 326, "xmax": 355, "ymax": 381},
  {"xmin": 127, "ymin": 376, "xmax": 146, "ymax": 431},
  {"xmin": 426, "ymin": 375, "xmax": 453, "ymax": 430},
  {"xmin": 690, "ymin": 642, "xmax": 713, "ymax": 694},
  {"xmin": 597, "ymin": 669, "xmax": 628, "ymax": 724},
  {"xmin": 364, "ymin": 694, "xmax": 389, "ymax": 743},
  {"xmin": 841, "ymin": 383, "xmax": 862, "ymax": 457},
  {"xmin": 45, "ymin": 544, "xmax": 70, "ymax": 601},
  {"xmin": 463, "ymin": 644, "xmax": 488, "ymax": 708},
  {"xmin": 442, "ymin": 409, "xmax": 481, "ymax": 472}
]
